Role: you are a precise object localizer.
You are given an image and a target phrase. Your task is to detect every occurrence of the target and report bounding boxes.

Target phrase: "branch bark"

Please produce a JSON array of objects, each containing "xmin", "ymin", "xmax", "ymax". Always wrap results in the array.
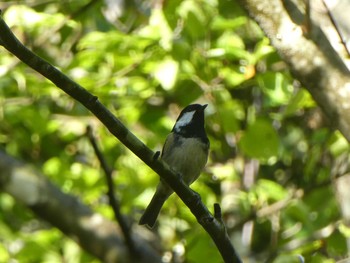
[
  {"xmin": 0, "ymin": 14, "xmax": 242, "ymax": 263},
  {"xmin": 0, "ymin": 151, "xmax": 161, "ymax": 263},
  {"xmin": 237, "ymin": 0, "xmax": 350, "ymax": 142}
]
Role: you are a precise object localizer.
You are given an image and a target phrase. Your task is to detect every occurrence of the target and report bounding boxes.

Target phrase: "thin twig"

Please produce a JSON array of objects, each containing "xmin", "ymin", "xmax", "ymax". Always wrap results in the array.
[
  {"xmin": 86, "ymin": 125, "xmax": 136, "ymax": 256},
  {"xmin": 322, "ymin": 0, "xmax": 350, "ymax": 57},
  {"xmin": 304, "ymin": 0, "xmax": 311, "ymax": 33}
]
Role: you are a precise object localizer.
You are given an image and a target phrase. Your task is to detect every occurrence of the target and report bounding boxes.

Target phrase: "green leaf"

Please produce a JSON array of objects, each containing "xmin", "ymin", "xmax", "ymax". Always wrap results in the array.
[
  {"xmin": 0, "ymin": 244, "xmax": 9, "ymax": 262},
  {"xmin": 4, "ymin": 5, "xmax": 66, "ymax": 31},
  {"xmin": 284, "ymin": 89, "xmax": 315, "ymax": 116},
  {"xmin": 254, "ymin": 179, "xmax": 287, "ymax": 202},
  {"xmin": 186, "ymin": 231, "xmax": 222, "ymax": 263},
  {"xmin": 139, "ymin": 8, "xmax": 172, "ymax": 50},
  {"xmin": 307, "ymin": 253, "xmax": 335, "ymax": 263},
  {"xmin": 239, "ymin": 118, "xmax": 279, "ymax": 160},
  {"xmin": 329, "ymin": 131, "xmax": 349, "ymax": 156},
  {"xmin": 326, "ymin": 229, "xmax": 347, "ymax": 257},
  {"xmin": 211, "ymin": 16, "xmax": 248, "ymax": 31},
  {"xmin": 253, "ymin": 37, "xmax": 275, "ymax": 62},
  {"xmin": 219, "ymin": 67, "xmax": 247, "ymax": 87},
  {"xmin": 273, "ymin": 254, "xmax": 305, "ymax": 263},
  {"xmin": 257, "ymin": 72, "xmax": 294, "ymax": 106},
  {"xmin": 177, "ymin": 0, "xmax": 209, "ymax": 40}
]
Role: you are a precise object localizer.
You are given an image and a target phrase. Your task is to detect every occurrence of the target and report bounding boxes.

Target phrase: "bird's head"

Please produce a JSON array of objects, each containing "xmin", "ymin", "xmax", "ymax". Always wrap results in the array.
[{"xmin": 172, "ymin": 104, "xmax": 208, "ymax": 138}]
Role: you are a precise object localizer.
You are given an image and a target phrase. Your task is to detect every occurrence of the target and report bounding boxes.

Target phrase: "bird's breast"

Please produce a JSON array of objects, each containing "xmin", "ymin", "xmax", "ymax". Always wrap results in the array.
[{"xmin": 161, "ymin": 134, "xmax": 209, "ymax": 185}]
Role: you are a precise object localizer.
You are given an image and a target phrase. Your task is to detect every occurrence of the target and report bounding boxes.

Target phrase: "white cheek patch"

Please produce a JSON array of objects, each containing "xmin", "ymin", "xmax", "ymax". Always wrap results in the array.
[{"xmin": 174, "ymin": 111, "xmax": 195, "ymax": 132}]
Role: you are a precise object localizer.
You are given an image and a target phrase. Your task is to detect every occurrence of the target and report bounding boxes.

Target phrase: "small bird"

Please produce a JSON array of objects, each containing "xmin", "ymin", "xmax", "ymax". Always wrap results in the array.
[{"xmin": 139, "ymin": 104, "xmax": 209, "ymax": 228}]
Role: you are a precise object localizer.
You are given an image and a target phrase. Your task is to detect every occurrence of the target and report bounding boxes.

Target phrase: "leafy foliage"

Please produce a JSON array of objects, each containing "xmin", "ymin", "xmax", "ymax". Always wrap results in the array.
[{"xmin": 0, "ymin": 0, "xmax": 348, "ymax": 262}]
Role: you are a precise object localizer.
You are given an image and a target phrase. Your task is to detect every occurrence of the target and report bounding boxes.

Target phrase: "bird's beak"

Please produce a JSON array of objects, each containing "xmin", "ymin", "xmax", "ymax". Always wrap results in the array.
[{"xmin": 202, "ymin": 104, "xmax": 208, "ymax": 110}]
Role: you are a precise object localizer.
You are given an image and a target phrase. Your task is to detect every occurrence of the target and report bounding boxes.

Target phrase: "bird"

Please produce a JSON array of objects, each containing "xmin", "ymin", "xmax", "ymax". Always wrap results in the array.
[{"xmin": 139, "ymin": 104, "xmax": 210, "ymax": 228}]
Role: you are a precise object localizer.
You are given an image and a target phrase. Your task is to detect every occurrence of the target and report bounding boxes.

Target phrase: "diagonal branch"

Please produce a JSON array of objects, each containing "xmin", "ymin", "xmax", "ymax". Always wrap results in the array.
[
  {"xmin": 237, "ymin": 0, "xmax": 350, "ymax": 143},
  {"xmin": 0, "ymin": 14, "xmax": 242, "ymax": 263}
]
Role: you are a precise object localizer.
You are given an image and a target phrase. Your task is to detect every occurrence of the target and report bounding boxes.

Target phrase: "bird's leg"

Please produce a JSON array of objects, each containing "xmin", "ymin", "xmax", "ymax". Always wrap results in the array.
[
  {"xmin": 153, "ymin": 151, "xmax": 161, "ymax": 161},
  {"xmin": 175, "ymin": 172, "xmax": 183, "ymax": 182},
  {"xmin": 189, "ymin": 189, "xmax": 201, "ymax": 206}
]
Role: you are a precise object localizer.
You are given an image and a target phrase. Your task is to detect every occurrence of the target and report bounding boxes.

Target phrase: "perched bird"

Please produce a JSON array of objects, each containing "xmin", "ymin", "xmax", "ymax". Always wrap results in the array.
[{"xmin": 139, "ymin": 104, "xmax": 209, "ymax": 228}]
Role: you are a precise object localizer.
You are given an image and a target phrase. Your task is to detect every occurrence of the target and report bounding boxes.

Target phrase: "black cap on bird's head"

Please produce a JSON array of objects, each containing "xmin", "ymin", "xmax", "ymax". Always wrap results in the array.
[{"xmin": 172, "ymin": 104, "xmax": 208, "ymax": 138}]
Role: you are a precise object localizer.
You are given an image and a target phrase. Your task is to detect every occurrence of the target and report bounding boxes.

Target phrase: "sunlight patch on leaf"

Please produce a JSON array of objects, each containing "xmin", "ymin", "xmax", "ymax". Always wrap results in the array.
[
  {"xmin": 4, "ymin": 5, "xmax": 64, "ymax": 28},
  {"xmin": 43, "ymin": 157, "xmax": 62, "ymax": 177},
  {"xmin": 254, "ymin": 179, "xmax": 287, "ymax": 202},
  {"xmin": 138, "ymin": 8, "xmax": 173, "ymax": 50},
  {"xmin": 154, "ymin": 57, "xmax": 179, "ymax": 90},
  {"xmin": 219, "ymin": 67, "xmax": 247, "ymax": 87},
  {"xmin": 211, "ymin": 16, "xmax": 248, "ymax": 31},
  {"xmin": 329, "ymin": 131, "xmax": 349, "ymax": 157}
]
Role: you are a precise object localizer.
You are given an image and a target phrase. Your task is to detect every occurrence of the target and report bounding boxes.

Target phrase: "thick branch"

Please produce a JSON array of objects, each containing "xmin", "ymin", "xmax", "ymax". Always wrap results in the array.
[
  {"xmin": 0, "ymin": 151, "xmax": 161, "ymax": 263},
  {"xmin": 237, "ymin": 0, "xmax": 350, "ymax": 142},
  {"xmin": 0, "ymin": 15, "xmax": 241, "ymax": 263}
]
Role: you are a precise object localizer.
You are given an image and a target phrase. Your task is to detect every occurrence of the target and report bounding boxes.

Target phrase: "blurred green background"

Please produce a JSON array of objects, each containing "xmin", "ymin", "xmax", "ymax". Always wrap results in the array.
[{"xmin": 0, "ymin": 0, "xmax": 348, "ymax": 262}]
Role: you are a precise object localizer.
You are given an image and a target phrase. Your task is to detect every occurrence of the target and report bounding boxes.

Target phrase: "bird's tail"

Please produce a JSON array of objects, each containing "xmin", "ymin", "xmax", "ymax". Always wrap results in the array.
[{"xmin": 139, "ymin": 191, "xmax": 168, "ymax": 228}]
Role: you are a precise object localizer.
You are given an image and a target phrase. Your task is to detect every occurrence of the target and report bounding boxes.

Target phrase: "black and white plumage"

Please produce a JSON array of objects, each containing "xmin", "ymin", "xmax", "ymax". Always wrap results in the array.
[{"xmin": 139, "ymin": 104, "xmax": 209, "ymax": 228}]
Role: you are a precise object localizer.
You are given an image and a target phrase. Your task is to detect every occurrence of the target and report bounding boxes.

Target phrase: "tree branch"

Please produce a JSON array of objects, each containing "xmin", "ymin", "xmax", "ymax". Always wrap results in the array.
[
  {"xmin": 237, "ymin": 0, "xmax": 350, "ymax": 143},
  {"xmin": 321, "ymin": 0, "xmax": 350, "ymax": 57},
  {"xmin": 86, "ymin": 125, "xmax": 136, "ymax": 255},
  {"xmin": 0, "ymin": 151, "xmax": 161, "ymax": 263},
  {"xmin": 0, "ymin": 15, "xmax": 242, "ymax": 263}
]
